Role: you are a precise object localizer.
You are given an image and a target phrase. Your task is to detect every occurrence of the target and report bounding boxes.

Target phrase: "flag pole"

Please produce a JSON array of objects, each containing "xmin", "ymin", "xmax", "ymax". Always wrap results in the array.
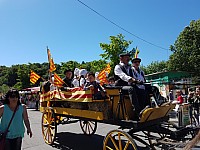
[{"xmin": 47, "ymin": 46, "xmax": 52, "ymax": 83}]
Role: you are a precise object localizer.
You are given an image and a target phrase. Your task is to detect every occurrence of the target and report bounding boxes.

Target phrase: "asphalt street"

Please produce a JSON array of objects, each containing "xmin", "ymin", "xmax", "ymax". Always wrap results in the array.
[
  {"xmin": 22, "ymin": 109, "xmax": 119, "ymax": 150},
  {"xmin": 22, "ymin": 109, "xmax": 200, "ymax": 150}
]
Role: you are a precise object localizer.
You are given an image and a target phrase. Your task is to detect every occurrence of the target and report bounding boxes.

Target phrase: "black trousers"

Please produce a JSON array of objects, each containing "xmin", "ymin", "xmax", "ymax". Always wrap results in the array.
[
  {"xmin": 5, "ymin": 137, "xmax": 22, "ymax": 150},
  {"xmin": 121, "ymin": 85, "xmax": 150, "ymax": 115},
  {"xmin": 121, "ymin": 86, "xmax": 141, "ymax": 115}
]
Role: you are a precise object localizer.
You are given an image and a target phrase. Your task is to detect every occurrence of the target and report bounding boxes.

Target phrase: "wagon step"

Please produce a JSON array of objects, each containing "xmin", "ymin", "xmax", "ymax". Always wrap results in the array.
[
  {"xmin": 60, "ymin": 118, "xmax": 79, "ymax": 125},
  {"xmin": 157, "ymin": 139, "xmax": 187, "ymax": 148}
]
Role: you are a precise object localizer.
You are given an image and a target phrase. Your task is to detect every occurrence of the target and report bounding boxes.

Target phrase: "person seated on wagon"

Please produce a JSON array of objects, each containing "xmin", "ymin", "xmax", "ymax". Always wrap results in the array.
[
  {"xmin": 72, "ymin": 68, "xmax": 80, "ymax": 87},
  {"xmin": 131, "ymin": 57, "xmax": 151, "ymax": 109},
  {"xmin": 78, "ymin": 69, "xmax": 88, "ymax": 88},
  {"xmin": 114, "ymin": 52, "xmax": 142, "ymax": 118},
  {"xmin": 108, "ymin": 76, "xmax": 115, "ymax": 86},
  {"xmin": 84, "ymin": 72, "xmax": 106, "ymax": 100},
  {"xmin": 61, "ymin": 69, "xmax": 74, "ymax": 90}
]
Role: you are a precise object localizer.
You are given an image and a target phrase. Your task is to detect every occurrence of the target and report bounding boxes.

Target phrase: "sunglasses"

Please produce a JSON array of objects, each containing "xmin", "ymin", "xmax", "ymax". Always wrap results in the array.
[
  {"xmin": 133, "ymin": 61, "xmax": 140, "ymax": 63},
  {"xmin": 9, "ymin": 94, "xmax": 18, "ymax": 98}
]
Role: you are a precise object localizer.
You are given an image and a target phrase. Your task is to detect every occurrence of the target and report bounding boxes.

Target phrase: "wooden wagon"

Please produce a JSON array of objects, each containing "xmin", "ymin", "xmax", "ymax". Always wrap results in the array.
[{"xmin": 40, "ymin": 86, "xmax": 199, "ymax": 149}]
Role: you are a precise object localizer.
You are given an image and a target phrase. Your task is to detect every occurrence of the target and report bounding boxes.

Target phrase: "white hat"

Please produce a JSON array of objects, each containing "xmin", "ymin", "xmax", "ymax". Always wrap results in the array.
[
  {"xmin": 74, "ymin": 68, "xmax": 80, "ymax": 76},
  {"xmin": 79, "ymin": 69, "xmax": 87, "ymax": 76},
  {"xmin": 95, "ymin": 72, "xmax": 99, "ymax": 78}
]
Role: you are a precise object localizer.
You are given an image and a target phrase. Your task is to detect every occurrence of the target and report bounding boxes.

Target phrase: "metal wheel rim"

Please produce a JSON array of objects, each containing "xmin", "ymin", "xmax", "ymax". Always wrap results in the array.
[
  {"xmin": 80, "ymin": 120, "xmax": 97, "ymax": 135},
  {"xmin": 41, "ymin": 108, "xmax": 57, "ymax": 145},
  {"xmin": 103, "ymin": 129, "xmax": 138, "ymax": 150}
]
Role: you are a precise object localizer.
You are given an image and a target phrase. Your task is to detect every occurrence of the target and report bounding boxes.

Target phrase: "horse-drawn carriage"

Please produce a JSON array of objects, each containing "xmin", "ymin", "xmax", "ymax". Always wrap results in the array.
[{"xmin": 40, "ymin": 85, "xmax": 199, "ymax": 149}]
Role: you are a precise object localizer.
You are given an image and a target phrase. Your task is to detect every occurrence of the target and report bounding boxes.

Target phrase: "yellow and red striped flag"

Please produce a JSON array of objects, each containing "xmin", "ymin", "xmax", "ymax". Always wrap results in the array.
[
  {"xmin": 54, "ymin": 73, "xmax": 65, "ymax": 87},
  {"xmin": 30, "ymin": 70, "xmax": 41, "ymax": 84},
  {"xmin": 134, "ymin": 47, "xmax": 140, "ymax": 58},
  {"xmin": 49, "ymin": 58, "xmax": 56, "ymax": 72},
  {"xmin": 97, "ymin": 69, "xmax": 108, "ymax": 85},
  {"xmin": 104, "ymin": 64, "xmax": 111, "ymax": 74},
  {"xmin": 47, "ymin": 48, "xmax": 56, "ymax": 72}
]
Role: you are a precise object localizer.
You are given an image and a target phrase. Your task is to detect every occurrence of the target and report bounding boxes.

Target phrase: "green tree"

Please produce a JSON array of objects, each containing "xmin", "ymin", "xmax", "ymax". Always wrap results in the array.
[
  {"xmin": 144, "ymin": 61, "xmax": 168, "ymax": 74},
  {"xmin": 15, "ymin": 64, "xmax": 30, "ymax": 89},
  {"xmin": 0, "ymin": 84, "xmax": 10, "ymax": 95},
  {"xmin": 169, "ymin": 20, "xmax": 200, "ymax": 77},
  {"xmin": 100, "ymin": 34, "xmax": 134, "ymax": 75},
  {"xmin": 89, "ymin": 60, "xmax": 107, "ymax": 73}
]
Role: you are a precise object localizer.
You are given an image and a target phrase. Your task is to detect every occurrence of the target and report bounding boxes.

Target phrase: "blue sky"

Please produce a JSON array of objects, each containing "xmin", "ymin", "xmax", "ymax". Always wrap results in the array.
[{"xmin": 0, "ymin": 0, "xmax": 199, "ymax": 67}]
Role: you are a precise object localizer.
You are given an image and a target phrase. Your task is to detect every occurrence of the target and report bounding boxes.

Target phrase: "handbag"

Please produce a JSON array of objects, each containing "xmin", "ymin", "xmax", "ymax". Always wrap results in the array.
[{"xmin": 0, "ymin": 105, "xmax": 18, "ymax": 150}]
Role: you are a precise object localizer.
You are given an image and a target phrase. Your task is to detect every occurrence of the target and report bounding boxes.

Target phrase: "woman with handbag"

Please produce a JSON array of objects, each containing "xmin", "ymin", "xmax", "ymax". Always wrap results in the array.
[{"xmin": 0, "ymin": 89, "xmax": 32, "ymax": 150}]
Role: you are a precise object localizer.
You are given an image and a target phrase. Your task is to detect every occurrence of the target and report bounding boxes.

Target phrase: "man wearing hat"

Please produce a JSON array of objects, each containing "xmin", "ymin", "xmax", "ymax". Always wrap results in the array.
[
  {"xmin": 61, "ymin": 69, "xmax": 74, "ymax": 90},
  {"xmin": 131, "ymin": 57, "xmax": 150, "ymax": 109},
  {"xmin": 114, "ymin": 52, "xmax": 141, "ymax": 119}
]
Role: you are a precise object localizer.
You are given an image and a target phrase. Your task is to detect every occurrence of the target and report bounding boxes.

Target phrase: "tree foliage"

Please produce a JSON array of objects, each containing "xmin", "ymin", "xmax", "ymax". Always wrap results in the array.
[
  {"xmin": 169, "ymin": 20, "xmax": 200, "ymax": 77},
  {"xmin": 1, "ymin": 26, "xmax": 200, "ymax": 94},
  {"xmin": 100, "ymin": 34, "xmax": 134, "ymax": 75},
  {"xmin": 0, "ymin": 60, "xmax": 108, "ymax": 94},
  {"xmin": 143, "ymin": 61, "xmax": 168, "ymax": 75}
]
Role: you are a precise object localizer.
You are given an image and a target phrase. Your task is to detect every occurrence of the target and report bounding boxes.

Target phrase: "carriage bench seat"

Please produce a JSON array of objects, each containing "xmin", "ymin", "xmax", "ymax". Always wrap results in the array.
[{"xmin": 139, "ymin": 103, "xmax": 175, "ymax": 123}]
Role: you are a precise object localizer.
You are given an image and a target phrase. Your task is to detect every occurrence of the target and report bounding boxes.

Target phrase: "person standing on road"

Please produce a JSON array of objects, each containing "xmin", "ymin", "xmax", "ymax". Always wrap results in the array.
[
  {"xmin": 176, "ymin": 90, "xmax": 184, "ymax": 104},
  {"xmin": 0, "ymin": 89, "xmax": 32, "ymax": 150}
]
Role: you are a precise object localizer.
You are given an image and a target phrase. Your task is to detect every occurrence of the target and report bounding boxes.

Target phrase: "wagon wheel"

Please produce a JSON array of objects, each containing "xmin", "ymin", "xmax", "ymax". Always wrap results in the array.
[
  {"xmin": 103, "ymin": 129, "xmax": 138, "ymax": 150},
  {"xmin": 80, "ymin": 120, "xmax": 97, "ymax": 135},
  {"xmin": 145, "ymin": 131, "xmax": 164, "ymax": 150},
  {"xmin": 41, "ymin": 107, "xmax": 57, "ymax": 145}
]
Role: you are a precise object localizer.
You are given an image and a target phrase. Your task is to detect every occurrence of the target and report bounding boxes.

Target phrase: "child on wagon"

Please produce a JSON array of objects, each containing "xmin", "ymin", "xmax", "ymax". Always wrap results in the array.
[{"xmin": 84, "ymin": 72, "xmax": 106, "ymax": 100}]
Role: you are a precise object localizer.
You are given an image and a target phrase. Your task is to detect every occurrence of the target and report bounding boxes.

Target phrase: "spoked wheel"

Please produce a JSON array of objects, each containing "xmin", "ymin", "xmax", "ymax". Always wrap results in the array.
[
  {"xmin": 146, "ymin": 131, "xmax": 166, "ymax": 150},
  {"xmin": 41, "ymin": 107, "xmax": 57, "ymax": 145},
  {"xmin": 190, "ymin": 116, "xmax": 199, "ymax": 127},
  {"xmin": 103, "ymin": 129, "xmax": 138, "ymax": 150},
  {"xmin": 80, "ymin": 120, "xmax": 97, "ymax": 135}
]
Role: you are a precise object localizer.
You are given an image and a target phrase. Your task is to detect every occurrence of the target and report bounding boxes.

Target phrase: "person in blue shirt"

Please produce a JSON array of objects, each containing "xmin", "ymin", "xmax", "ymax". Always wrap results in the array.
[{"xmin": 0, "ymin": 89, "xmax": 32, "ymax": 150}]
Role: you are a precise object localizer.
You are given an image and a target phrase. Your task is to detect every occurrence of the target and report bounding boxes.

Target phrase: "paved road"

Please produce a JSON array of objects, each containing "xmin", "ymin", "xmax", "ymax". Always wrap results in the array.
[
  {"xmin": 22, "ymin": 109, "xmax": 119, "ymax": 150},
  {"xmin": 22, "ymin": 109, "xmax": 200, "ymax": 150}
]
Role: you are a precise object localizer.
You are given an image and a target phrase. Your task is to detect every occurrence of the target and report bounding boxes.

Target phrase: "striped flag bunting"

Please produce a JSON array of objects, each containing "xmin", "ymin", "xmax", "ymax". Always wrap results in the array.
[
  {"xmin": 40, "ymin": 89, "xmax": 92, "ymax": 102},
  {"xmin": 67, "ymin": 87, "xmax": 83, "ymax": 92},
  {"xmin": 54, "ymin": 73, "xmax": 65, "ymax": 87},
  {"xmin": 30, "ymin": 70, "xmax": 41, "ymax": 84}
]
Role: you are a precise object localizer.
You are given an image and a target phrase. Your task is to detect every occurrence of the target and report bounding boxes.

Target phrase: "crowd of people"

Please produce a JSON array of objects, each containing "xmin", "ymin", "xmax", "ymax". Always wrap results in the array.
[
  {"xmin": 187, "ymin": 87, "xmax": 200, "ymax": 124},
  {"xmin": 43, "ymin": 53, "xmax": 156, "ymax": 120}
]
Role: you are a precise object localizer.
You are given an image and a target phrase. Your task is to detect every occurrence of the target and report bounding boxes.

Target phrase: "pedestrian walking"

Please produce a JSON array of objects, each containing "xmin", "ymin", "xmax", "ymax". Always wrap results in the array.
[{"xmin": 0, "ymin": 89, "xmax": 32, "ymax": 150}]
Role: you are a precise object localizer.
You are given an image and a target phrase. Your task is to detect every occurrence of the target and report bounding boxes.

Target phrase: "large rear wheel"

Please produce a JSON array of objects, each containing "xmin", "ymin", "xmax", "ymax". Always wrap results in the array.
[{"xmin": 41, "ymin": 107, "xmax": 57, "ymax": 145}]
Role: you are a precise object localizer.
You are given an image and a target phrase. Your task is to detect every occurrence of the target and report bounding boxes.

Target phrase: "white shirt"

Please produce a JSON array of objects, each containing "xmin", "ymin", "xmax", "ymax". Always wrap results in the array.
[
  {"xmin": 80, "ymin": 77, "xmax": 86, "ymax": 87},
  {"xmin": 114, "ymin": 62, "xmax": 132, "ymax": 83},
  {"xmin": 72, "ymin": 78, "xmax": 79, "ymax": 87}
]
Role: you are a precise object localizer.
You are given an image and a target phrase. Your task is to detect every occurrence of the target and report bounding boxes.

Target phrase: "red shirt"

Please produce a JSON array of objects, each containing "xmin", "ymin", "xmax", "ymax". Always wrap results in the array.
[{"xmin": 177, "ymin": 95, "xmax": 184, "ymax": 104}]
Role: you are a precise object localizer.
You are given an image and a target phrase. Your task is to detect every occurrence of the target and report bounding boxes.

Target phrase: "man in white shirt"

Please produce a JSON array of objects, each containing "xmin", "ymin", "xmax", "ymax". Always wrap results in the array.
[{"xmin": 114, "ymin": 53, "xmax": 141, "ymax": 119}]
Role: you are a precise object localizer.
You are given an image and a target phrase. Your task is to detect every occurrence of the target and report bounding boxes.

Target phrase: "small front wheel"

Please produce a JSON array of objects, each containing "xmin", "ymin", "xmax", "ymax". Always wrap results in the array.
[{"xmin": 80, "ymin": 120, "xmax": 97, "ymax": 135}]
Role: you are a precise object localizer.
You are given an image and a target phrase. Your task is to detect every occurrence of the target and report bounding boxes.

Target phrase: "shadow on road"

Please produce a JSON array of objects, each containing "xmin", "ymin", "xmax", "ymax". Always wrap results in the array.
[{"xmin": 52, "ymin": 132, "xmax": 104, "ymax": 150}]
